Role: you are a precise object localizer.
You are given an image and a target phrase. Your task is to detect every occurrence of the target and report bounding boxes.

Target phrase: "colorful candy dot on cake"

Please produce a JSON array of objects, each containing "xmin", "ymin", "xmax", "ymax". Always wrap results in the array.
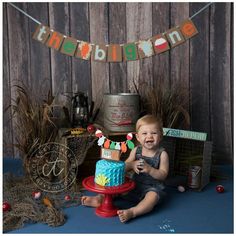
[
  {"xmin": 126, "ymin": 133, "xmax": 133, "ymax": 140},
  {"xmin": 95, "ymin": 129, "xmax": 103, "ymax": 138}
]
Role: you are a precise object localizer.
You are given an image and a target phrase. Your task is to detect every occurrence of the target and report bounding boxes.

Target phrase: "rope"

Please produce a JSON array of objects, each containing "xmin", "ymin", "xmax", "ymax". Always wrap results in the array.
[
  {"xmin": 8, "ymin": 2, "xmax": 213, "ymax": 25},
  {"xmin": 190, "ymin": 2, "xmax": 213, "ymax": 19},
  {"xmin": 8, "ymin": 2, "xmax": 41, "ymax": 25},
  {"xmin": 3, "ymin": 173, "xmax": 82, "ymax": 232}
]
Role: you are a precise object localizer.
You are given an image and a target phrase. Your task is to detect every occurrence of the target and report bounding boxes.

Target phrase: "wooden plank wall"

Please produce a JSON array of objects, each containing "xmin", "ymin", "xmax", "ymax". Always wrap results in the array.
[{"xmin": 3, "ymin": 2, "xmax": 233, "ymax": 163}]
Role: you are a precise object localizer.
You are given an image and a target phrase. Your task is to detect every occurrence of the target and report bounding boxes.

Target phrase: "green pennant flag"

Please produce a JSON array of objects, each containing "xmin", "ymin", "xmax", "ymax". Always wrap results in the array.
[{"xmin": 127, "ymin": 140, "xmax": 135, "ymax": 149}]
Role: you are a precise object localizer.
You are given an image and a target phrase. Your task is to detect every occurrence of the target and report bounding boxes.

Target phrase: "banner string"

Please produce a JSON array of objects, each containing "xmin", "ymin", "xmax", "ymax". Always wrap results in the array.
[
  {"xmin": 8, "ymin": 2, "xmax": 213, "ymax": 26},
  {"xmin": 8, "ymin": 2, "xmax": 41, "ymax": 25},
  {"xmin": 190, "ymin": 2, "xmax": 213, "ymax": 19}
]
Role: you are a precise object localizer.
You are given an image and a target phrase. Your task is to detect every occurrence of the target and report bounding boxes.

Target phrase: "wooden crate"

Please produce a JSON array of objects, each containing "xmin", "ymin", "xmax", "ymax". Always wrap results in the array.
[
  {"xmin": 161, "ymin": 129, "xmax": 212, "ymax": 191},
  {"xmin": 60, "ymin": 130, "xmax": 132, "ymax": 180},
  {"xmin": 160, "ymin": 136, "xmax": 176, "ymax": 177},
  {"xmin": 56, "ymin": 129, "xmax": 97, "ymax": 190}
]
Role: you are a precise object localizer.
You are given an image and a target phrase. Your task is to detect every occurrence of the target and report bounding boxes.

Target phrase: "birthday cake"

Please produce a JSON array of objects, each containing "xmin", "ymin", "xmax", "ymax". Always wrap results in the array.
[{"xmin": 94, "ymin": 159, "xmax": 125, "ymax": 187}]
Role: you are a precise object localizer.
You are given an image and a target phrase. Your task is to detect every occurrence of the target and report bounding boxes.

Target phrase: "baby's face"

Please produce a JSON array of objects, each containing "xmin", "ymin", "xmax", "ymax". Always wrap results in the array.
[{"xmin": 136, "ymin": 123, "xmax": 161, "ymax": 150}]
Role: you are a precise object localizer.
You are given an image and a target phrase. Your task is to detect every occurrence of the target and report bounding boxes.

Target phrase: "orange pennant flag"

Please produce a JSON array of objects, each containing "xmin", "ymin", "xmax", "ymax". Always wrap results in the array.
[
  {"xmin": 104, "ymin": 139, "xmax": 111, "ymax": 149},
  {"xmin": 121, "ymin": 142, "xmax": 127, "ymax": 153}
]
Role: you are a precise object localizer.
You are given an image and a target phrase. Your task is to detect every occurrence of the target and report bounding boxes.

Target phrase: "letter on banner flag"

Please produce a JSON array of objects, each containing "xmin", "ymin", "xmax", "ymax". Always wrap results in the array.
[
  {"xmin": 76, "ymin": 41, "xmax": 92, "ymax": 60},
  {"xmin": 32, "ymin": 24, "xmax": 50, "ymax": 43},
  {"xmin": 165, "ymin": 28, "xmax": 185, "ymax": 48},
  {"xmin": 107, "ymin": 44, "xmax": 122, "ymax": 62},
  {"xmin": 123, "ymin": 43, "xmax": 138, "ymax": 61},
  {"xmin": 137, "ymin": 40, "xmax": 154, "ymax": 58},
  {"xmin": 151, "ymin": 34, "xmax": 170, "ymax": 54},
  {"xmin": 46, "ymin": 31, "xmax": 64, "ymax": 50},
  {"xmin": 60, "ymin": 37, "xmax": 78, "ymax": 56},
  {"xmin": 180, "ymin": 19, "xmax": 198, "ymax": 39},
  {"xmin": 92, "ymin": 45, "xmax": 107, "ymax": 62}
]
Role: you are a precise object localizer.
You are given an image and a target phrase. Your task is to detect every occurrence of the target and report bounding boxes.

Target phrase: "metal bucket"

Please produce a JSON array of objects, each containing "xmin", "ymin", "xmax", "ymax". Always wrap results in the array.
[
  {"xmin": 188, "ymin": 166, "xmax": 201, "ymax": 189},
  {"xmin": 103, "ymin": 93, "xmax": 140, "ymax": 132}
]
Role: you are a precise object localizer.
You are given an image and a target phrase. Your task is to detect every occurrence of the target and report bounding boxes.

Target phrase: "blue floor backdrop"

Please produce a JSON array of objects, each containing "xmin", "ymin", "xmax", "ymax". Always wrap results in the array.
[{"xmin": 3, "ymin": 158, "xmax": 233, "ymax": 234}]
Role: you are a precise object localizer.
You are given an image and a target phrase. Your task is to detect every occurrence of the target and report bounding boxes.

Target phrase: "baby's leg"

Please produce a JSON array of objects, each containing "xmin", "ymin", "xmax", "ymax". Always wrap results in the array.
[
  {"xmin": 81, "ymin": 194, "xmax": 104, "ymax": 207},
  {"xmin": 117, "ymin": 191, "xmax": 159, "ymax": 223}
]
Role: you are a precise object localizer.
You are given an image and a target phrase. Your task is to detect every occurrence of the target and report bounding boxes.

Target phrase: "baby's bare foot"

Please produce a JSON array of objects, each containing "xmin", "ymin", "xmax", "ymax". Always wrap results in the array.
[
  {"xmin": 81, "ymin": 195, "xmax": 103, "ymax": 207},
  {"xmin": 117, "ymin": 209, "xmax": 134, "ymax": 223}
]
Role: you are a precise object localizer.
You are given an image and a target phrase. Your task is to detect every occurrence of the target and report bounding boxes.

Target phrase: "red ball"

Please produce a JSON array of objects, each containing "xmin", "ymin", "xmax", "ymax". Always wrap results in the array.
[
  {"xmin": 216, "ymin": 185, "xmax": 224, "ymax": 193},
  {"xmin": 3, "ymin": 202, "xmax": 11, "ymax": 212},
  {"xmin": 95, "ymin": 129, "xmax": 103, "ymax": 138},
  {"xmin": 32, "ymin": 191, "xmax": 41, "ymax": 199},
  {"xmin": 126, "ymin": 133, "xmax": 133, "ymax": 140},
  {"xmin": 64, "ymin": 195, "xmax": 71, "ymax": 201},
  {"xmin": 87, "ymin": 124, "xmax": 96, "ymax": 133}
]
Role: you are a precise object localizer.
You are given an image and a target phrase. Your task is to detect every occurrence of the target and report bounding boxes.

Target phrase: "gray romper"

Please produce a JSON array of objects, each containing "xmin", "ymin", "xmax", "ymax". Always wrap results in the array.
[{"xmin": 125, "ymin": 146, "xmax": 166, "ymax": 203}]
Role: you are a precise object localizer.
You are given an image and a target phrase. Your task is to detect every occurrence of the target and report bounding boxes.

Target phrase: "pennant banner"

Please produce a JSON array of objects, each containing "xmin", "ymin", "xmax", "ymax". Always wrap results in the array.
[
  {"xmin": 32, "ymin": 19, "xmax": 198, "ymax": 63},
  {"xmin": 95, "ymin": 130, "xmax": 135, "ymax": 153}
]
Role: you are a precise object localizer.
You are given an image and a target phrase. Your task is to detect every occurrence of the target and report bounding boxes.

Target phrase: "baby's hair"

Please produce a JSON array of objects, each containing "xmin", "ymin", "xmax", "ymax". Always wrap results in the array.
[{"xmin": 136, "ymin": 114, "xmax": 163, "ymax": 138}]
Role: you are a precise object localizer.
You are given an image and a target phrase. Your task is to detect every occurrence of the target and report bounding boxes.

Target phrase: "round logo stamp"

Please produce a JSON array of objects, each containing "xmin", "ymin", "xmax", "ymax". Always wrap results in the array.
[{"xmin": 27, "ymin": 142, "xmax": 78, "ymax": 193}]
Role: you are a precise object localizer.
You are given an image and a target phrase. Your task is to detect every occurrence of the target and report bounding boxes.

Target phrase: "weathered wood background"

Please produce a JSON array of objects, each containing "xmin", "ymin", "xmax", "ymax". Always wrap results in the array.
[{"xmin": 3, "ymin": 2, "xmax": 233, "ymax": 163}]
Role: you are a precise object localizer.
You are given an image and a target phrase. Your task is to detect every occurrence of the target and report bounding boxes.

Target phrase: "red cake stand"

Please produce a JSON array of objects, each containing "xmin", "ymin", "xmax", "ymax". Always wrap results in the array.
[{"xmin": 82, "ymin": 176, "xmax": 135, "ymax": 217}]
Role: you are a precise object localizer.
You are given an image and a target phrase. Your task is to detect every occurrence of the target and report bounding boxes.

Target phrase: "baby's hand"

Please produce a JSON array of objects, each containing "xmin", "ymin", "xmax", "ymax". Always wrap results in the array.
[
  {"xmin": 139, "ymin": 160, "xmax": 152, "ymax": 174},
  {"xmin": 133, "ymin": 160, "xmax": 144, "ymax": 174}
]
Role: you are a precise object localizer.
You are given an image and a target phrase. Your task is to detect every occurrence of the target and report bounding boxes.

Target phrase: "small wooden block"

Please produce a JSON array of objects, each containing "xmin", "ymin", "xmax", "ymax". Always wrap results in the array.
[{"xmin": 100, "ymin": 148, "xmax": 121, "ymax": 161}]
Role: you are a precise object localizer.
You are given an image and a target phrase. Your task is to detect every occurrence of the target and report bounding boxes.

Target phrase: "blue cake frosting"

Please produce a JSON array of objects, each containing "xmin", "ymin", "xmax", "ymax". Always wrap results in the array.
[{"xmin": 95, "ymin": 159, "xmax": 125, "ymax": 187}]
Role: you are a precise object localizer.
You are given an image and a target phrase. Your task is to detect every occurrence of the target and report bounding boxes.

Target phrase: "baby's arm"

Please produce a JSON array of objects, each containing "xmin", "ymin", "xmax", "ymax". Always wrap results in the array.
[{"xmin": 141, "ymin": 151, "xmax": 169, "ymax": 180}]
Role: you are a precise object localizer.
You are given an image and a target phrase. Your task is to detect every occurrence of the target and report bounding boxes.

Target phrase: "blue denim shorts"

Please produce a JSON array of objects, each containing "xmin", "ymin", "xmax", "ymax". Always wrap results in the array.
[{"xmin": 122, "ymin": 182, "xmax": 166, "ymax": 204}]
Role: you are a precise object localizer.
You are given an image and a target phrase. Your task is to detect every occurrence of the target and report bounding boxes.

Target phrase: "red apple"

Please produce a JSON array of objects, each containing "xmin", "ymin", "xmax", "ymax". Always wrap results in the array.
[
  {"xmin": 216, "ymin": 185, "xmax": 224, "ymax": 193},
  {"xmin": 87, "ymin": 124, "xmax": 96, "ymax": 133},
  {"xmin": 3, "ymin": 202, "xmax": 11, "ymax": 212}
]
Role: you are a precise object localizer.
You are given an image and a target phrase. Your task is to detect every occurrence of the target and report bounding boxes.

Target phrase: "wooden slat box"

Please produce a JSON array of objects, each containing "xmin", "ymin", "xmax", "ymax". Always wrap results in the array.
[{"xmin": 161, "ymin": 128, "xmax": 212, "ymax": 191}]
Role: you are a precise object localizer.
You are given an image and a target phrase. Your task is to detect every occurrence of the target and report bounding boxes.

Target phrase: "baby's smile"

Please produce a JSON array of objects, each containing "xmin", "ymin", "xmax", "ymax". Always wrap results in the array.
[{"xmin": 145, "ymin": 140, "xmax": 154, "ymax": 143}]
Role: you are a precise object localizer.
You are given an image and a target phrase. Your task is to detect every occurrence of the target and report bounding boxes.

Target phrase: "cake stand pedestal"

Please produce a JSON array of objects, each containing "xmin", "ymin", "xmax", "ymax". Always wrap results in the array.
[{"xmin": 82, "ymin": 176, "xmax": 135, "ymax": 217}]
